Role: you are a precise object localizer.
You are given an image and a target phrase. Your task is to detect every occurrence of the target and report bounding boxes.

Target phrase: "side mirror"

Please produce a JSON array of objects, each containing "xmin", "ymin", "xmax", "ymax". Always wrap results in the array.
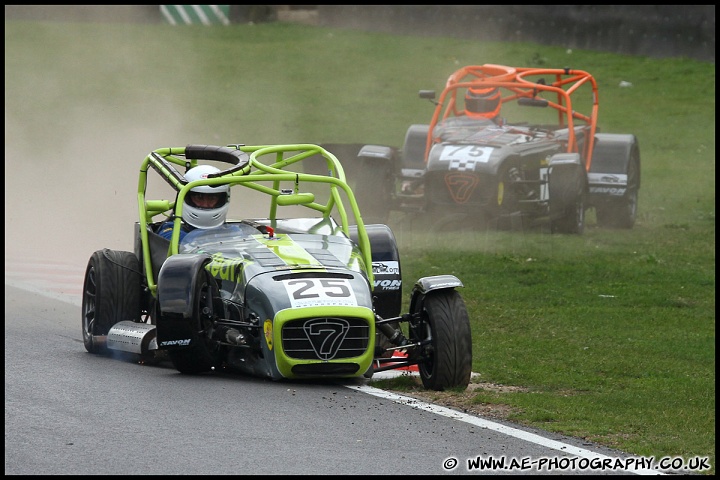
[{"xmin": 518, "ymin": 97, "xmax": 549, "ymax": 108}]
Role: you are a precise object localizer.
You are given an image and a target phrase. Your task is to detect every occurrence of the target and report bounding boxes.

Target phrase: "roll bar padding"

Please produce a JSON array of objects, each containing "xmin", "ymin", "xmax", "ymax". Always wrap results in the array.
[{"xmin": 184, "ymin": 144, "xmax": 250, "ymax": 176}]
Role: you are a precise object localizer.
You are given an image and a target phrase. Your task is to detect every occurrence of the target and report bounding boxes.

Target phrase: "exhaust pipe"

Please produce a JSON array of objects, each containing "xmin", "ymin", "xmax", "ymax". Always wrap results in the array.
[{"xmin": 105, "ymin": 321, "xmax": 157, "ymax": 355}]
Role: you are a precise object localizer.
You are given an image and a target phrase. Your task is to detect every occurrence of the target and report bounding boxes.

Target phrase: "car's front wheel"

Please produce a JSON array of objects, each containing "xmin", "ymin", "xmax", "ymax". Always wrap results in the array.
[
  {"xmin": 82, "ymin": 249, "xmax": 141, "ymax": 354},
  {"xmin": 549, "ymin": 164, "xmax": 586, "ymax": 234},
  {"xmin": 167, "ymin": 269, "xmax": 223, "ymax": 374},
  {"xmin": 410, "ymin": 290, "xmax": 472, "ymax": 391}
]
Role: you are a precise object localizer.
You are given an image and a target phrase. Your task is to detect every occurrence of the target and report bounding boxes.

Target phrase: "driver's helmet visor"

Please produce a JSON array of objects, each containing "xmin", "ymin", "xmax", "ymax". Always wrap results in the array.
[{"xmin": 187, "ymin": 191, "xmax": 227, "ymax": 209}]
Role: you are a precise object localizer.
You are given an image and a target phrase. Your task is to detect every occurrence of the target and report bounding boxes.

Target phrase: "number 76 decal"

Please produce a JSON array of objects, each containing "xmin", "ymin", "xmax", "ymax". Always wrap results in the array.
[{"xmin": 283, "ymin": 278, "xmax": 358, "ymax": 308}]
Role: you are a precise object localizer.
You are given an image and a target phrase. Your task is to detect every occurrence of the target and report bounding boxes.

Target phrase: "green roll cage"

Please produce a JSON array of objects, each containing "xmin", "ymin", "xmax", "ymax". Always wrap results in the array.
[{"xmin": 136, "ymin": 143, "xmax": 373, "ymax": 296}]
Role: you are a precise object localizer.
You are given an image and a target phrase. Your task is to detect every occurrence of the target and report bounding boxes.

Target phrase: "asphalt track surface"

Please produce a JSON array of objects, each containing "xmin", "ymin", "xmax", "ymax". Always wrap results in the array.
[{"xmin": 5, "ymin": 259, "xmax": 667, "ymax": 475}]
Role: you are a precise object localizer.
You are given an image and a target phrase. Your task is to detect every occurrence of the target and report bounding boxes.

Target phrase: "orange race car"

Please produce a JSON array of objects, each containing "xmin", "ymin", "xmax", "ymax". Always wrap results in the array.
[{"xmin": 356, "ymin": 64, "xmax": 640, "ymax": 234}]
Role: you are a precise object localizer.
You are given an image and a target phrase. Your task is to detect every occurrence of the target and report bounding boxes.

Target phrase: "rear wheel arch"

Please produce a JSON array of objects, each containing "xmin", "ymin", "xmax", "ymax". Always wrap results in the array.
[{"xmin": 348, "ymin": 223, "xmax": 402, "ymax": 319}]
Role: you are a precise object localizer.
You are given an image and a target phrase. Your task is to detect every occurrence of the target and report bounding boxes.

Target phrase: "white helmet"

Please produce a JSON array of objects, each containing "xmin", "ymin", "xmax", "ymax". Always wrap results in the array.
[{"xmin": 181, "ymin": 165, "xmax": 230, "ymax": 229}]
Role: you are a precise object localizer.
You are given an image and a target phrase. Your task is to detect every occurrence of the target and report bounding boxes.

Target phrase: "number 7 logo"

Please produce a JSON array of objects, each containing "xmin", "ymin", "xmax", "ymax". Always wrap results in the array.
[{"xmin": 302, "ymin": 318, "xmax": 350, "ymax": 360}]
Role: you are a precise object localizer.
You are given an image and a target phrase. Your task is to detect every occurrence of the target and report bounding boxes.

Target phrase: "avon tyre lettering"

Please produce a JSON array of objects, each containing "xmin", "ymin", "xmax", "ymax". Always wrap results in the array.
[
  {"xmin": 590, "ymin": 186, "xmax": 627, "ymax": 196},
  {"xmin": 159, "ymin": 339, "xmax": 191, "ymax": 347}
]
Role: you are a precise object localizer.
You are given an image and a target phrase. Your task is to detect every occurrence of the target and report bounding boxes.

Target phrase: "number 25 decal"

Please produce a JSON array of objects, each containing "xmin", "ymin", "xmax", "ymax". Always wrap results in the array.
[
  {"xmin": 287, "ymin": 278, "xmax": 351, "ymax": 298},
  {"xmin": 283, "ymin": 278, "xmax": 358, "ymax": 307}
]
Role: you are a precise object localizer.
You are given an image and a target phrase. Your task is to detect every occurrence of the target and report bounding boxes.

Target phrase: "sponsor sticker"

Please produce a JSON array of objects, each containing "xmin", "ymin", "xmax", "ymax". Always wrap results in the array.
[{"xmin": 264, "ymin": 319, "xmax": 273, "ymax": 350}]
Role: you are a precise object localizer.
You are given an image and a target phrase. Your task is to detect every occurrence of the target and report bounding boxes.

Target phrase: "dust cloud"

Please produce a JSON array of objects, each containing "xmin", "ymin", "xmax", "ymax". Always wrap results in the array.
[
  {"xmin": 5, "ymin": 9, "xmax": 263, "ymax": 268},
  {"xmin": 4, "ymin": 83, "xmax": 186, "ymax": 267},
  {"xmin": 4, "ymin": 8, "xmax": 425, "ymax": 272}
]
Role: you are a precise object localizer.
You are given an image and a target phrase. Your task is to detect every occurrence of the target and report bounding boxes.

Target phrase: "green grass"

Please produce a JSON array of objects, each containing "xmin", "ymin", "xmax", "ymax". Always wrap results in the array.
[
  {"xmin": 385, "ymin": 227, "xmax": 714, "ymax": 466},
  {"xmin": 5, "ymin": 19, "xmax": 715, "ymax": 474}
]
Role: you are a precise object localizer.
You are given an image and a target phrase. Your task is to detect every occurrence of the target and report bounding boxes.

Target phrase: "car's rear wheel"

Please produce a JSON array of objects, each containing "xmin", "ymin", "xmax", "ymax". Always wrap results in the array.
[
  {"xmin": 82, "ymin": 249, "xmax": 141, "ymax": 354},
  {"xmin": 168, "ymin": 269, "xmax": 222, "ymax": 374},
  {"xmin": 595, "ymin": 148, "xmax": 640, "ymax": 229},
  {"xmin": 410, "ymin": 290, "xmax": 472, "ymax": 391}
]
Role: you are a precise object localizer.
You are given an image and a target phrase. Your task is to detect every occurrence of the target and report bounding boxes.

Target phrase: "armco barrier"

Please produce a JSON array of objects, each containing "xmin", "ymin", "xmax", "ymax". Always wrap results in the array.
[
  {"xmin": 315, "ymin": 5, "xmax": 714, "ymax": 63},
  {"xmin": 159, "ymin": 5, "xmax": 230, "ymax": 25},
  {"xmin": 4, "ymin": 5, "xmax": 714, "ymax": 62}
]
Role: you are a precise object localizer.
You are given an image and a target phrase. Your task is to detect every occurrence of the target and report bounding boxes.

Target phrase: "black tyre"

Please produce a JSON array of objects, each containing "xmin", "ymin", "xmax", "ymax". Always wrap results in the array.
[
  {"xmin": 410, "ymin": 290, "xmax": 472, "ymax": 391},
  {"xmin": 168, "ymin": 269, "xmax": 222, "ymax": 374},
  {"xmin": 549, "ymin": 165, "xmax": 586, "ymax": 234},
  {"xmin": 595, "ymin": 148, "xmax": 640, "ymax": 229},
  {"xmin": 82, "ymin": 249, "xmax": 142, "ymax": 354}
]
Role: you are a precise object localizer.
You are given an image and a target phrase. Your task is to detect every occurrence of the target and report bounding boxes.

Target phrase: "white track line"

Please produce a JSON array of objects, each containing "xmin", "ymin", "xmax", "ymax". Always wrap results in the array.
[{"xmin": 345, "ymin": 383, "xmax": 665, "ymax": 475}]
